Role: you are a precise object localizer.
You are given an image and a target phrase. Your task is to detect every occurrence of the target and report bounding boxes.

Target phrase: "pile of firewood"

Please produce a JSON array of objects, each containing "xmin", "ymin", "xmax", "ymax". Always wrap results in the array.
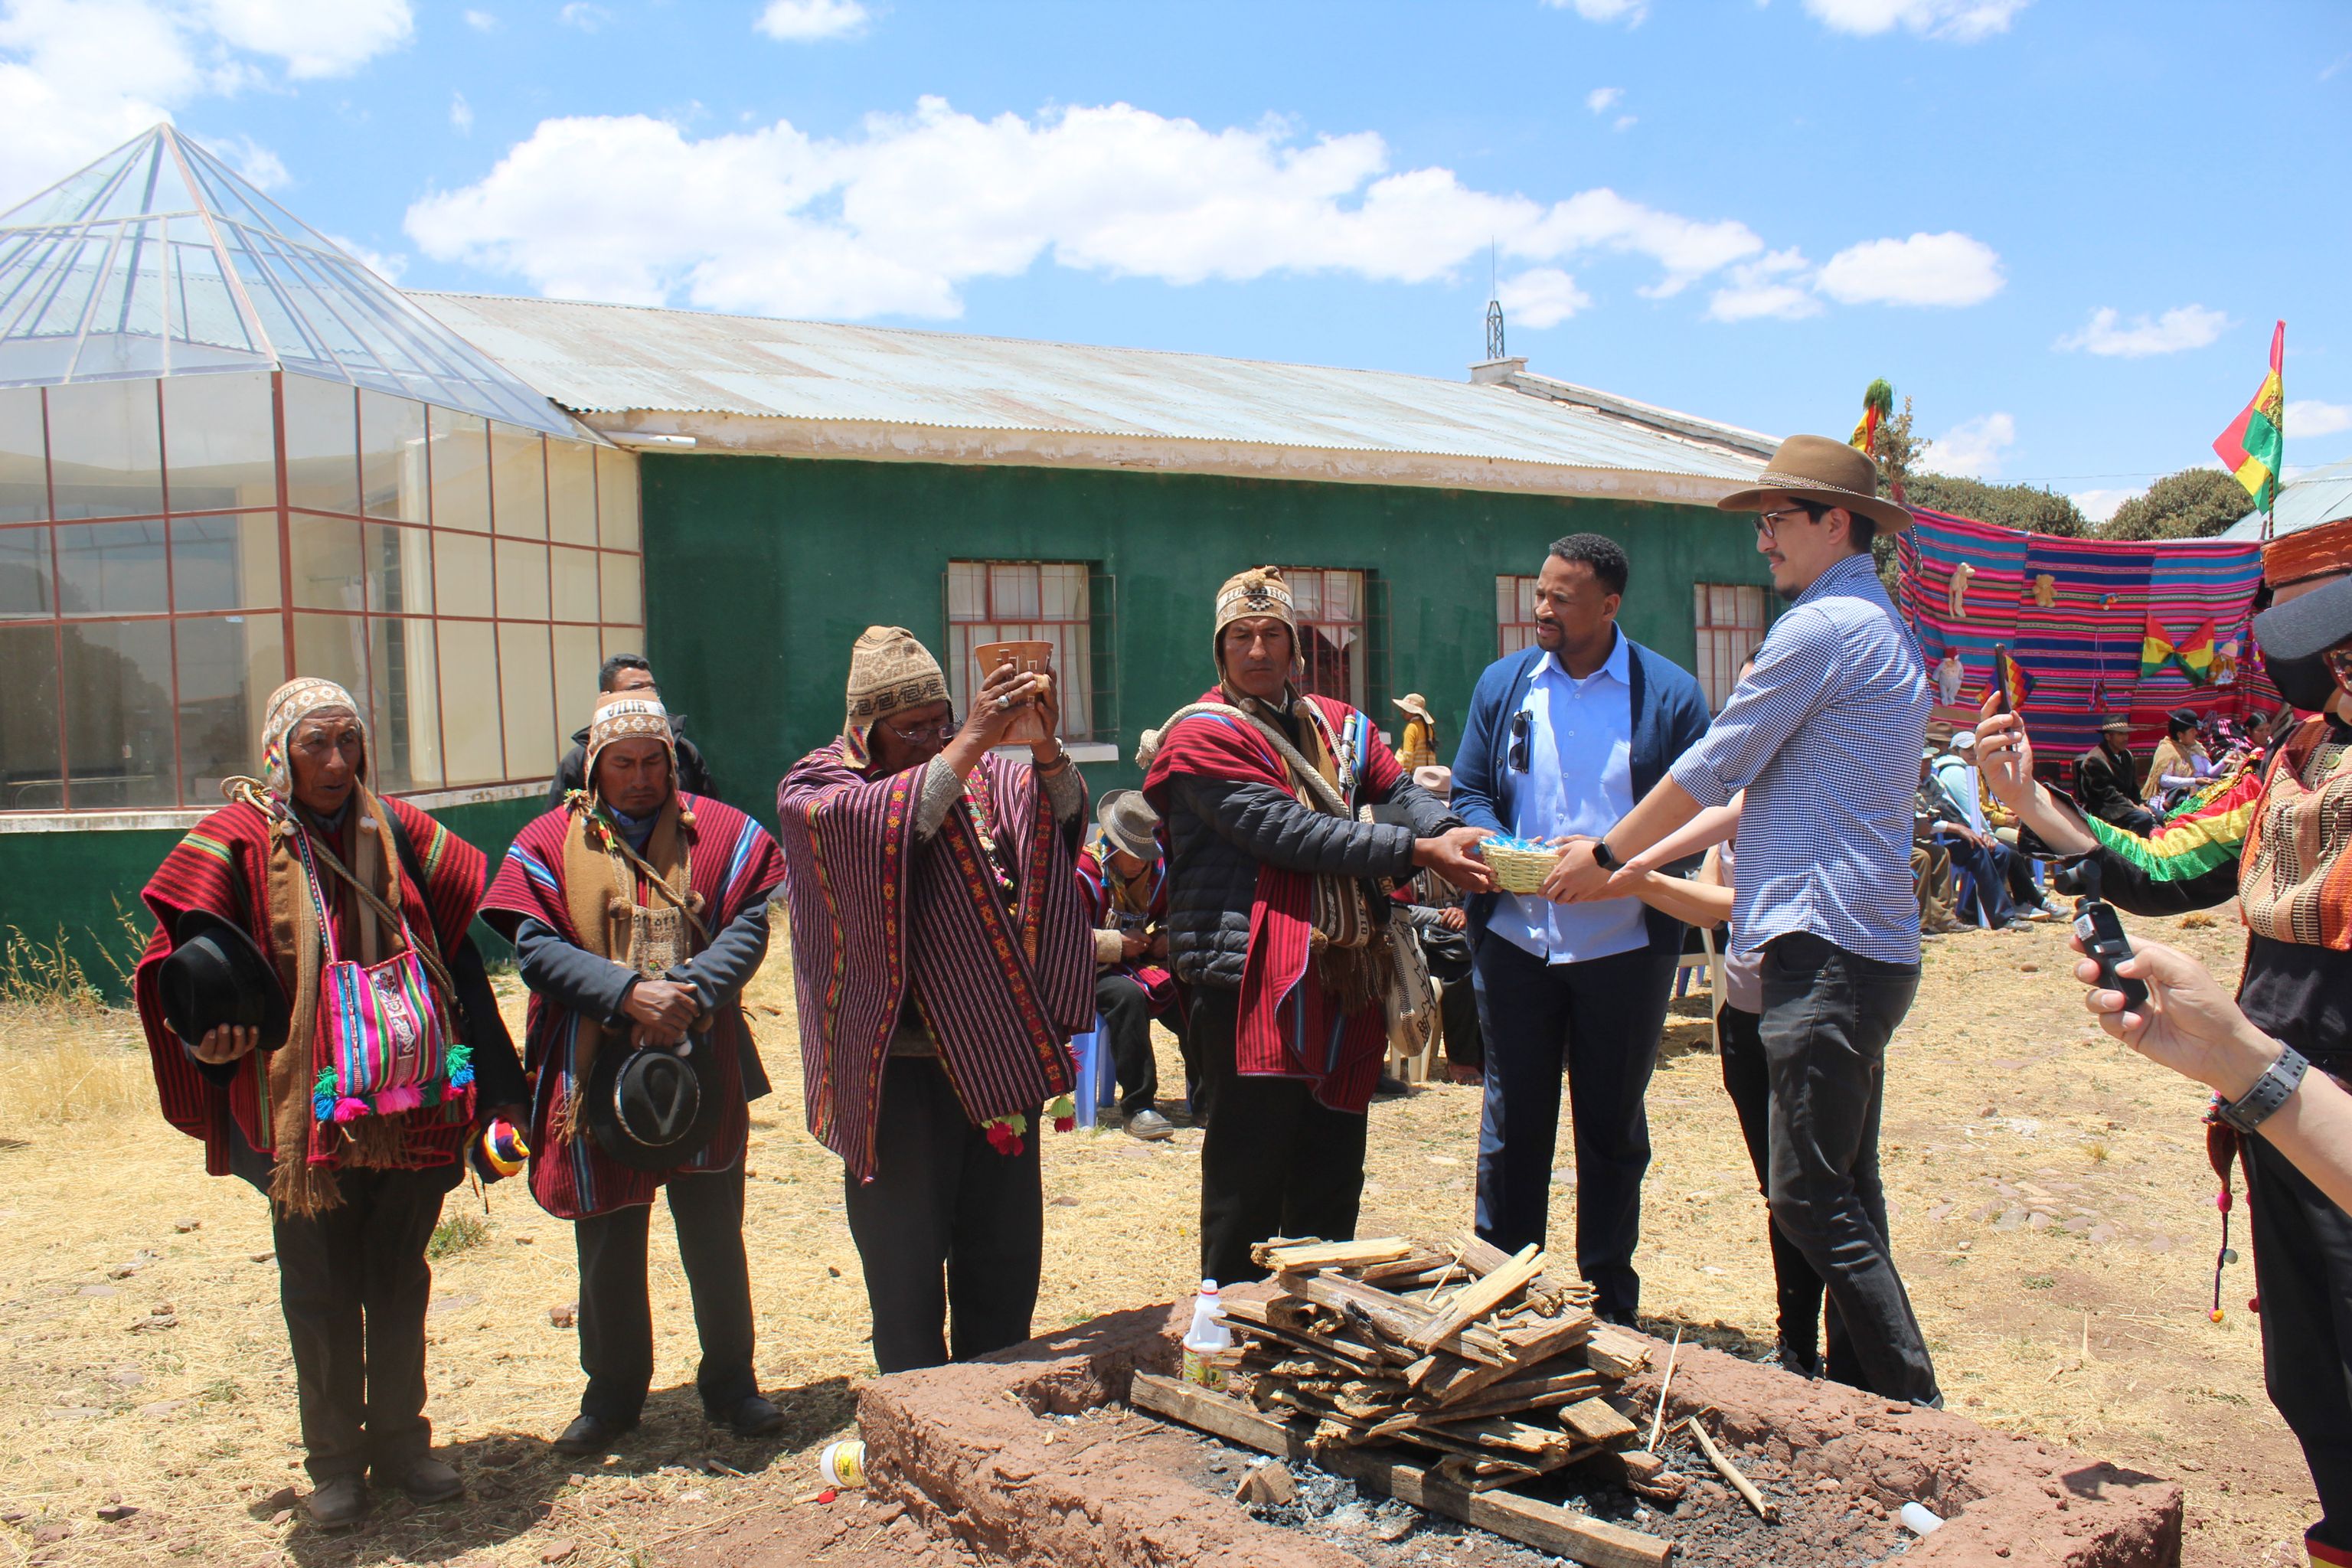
[{"xmin": 1207, "ymin": 1233, "xmax": 1685, "ymax": 1498}]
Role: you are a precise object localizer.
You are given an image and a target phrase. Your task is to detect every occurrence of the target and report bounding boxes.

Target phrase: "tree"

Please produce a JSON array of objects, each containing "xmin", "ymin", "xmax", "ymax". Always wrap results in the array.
[
  {"xmin": 1903, "ymin": 472, "xmax": 2089, "ymax": 537},
  {"xmin": 2101, "ymin": 468, "xmax": 2254, "ymax": 541}
]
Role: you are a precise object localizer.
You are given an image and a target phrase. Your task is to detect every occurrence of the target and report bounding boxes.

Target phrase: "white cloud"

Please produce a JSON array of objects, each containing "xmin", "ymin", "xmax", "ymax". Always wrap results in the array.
[
  {"xmin": 2289, "ymin": 400, "xmax": 2352, "ymax": 437},
  {"xmin": 450, "ymin": 90, "xmax": 472, "ymax": 136},
  {"xmin": 1815, "ymin": 230, "xmax": 2002, "ymax": 307},
  {"xmin": 0, "ymin": 0, "xmax": 410, "ymax": 204},
  {"xmin": 195, "ymin": 0, "xmax": 411, "ymax": 77},
  {"xmin": 208, "ymin": 130, "xmax": 286, "ymax": 188},
  {"xmin": 464, "ymin": 8, "xmax": 497, "ymax": 28},
  {"xmin": 325, "ymin": 232, "xmax": 405, "ymax": 279},
  {"xmin": 1706, "ymin": 247, "xmax": 1821, "ymax": 322},
  {"xmin": 756, "ymin": 0, "xmax": 868, "ymax": 41},
  {"xmin": 1929, "ymin": 412, "xmax": 2016, "ymax": 479},
  {"xmin": 405, "ymin": 100, "xmax": 1769, "ymax": 321},
  {"xmin": 1613, "ymin": 114, "xmax": 1637, "ymax": 131},
  {"xmin": 1497, "ymin": 267, "xmax": 1590, "ymax": 329},
  {"xmin": 1802, "ymin": 0, "xmax": 2027, "ymax": 41},
  {"xmin": 1544, "ymin": 0, "xmax": 1647, "ymax": 22},
  {"xmin": 2071, "ymin": 486, "xmax": 2139, "ymax": 524},
  {"xmin": 558, "ymin": 2, "xmax": 609, "ymax": 28},
  {"xmin": 2054, "ymin": 304, "xmax": 2227, "ymax": 358},
  {"xmin": 1585, "ymin": 87, "xmax": 1622, "ymax": 114}
]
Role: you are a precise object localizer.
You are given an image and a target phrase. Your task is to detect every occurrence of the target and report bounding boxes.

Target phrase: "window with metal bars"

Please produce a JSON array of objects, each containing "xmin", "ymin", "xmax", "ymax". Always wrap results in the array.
[
  {"xmin": 1694, "ymin": 582, "xmax": 1770, "ymax": 710},
  {"xmin": 943, "ymin": 560, "xmax": 1098, "ymax": 742}
]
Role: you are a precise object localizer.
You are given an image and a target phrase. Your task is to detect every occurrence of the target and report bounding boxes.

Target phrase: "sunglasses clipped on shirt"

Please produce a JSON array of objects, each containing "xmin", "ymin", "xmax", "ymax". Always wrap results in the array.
[{"xmin": 1508, "ymin": 709, "xmax": 1533, "ymax": 773}]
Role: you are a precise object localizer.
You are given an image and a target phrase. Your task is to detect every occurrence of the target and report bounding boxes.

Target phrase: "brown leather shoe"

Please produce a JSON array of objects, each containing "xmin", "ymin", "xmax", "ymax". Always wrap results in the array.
[
  {"xmin": 303, "ymin": 1474, "xmax": 371, "ymax": 1527},
  {"xmin": 380, "ymin": 1455, "xmax": 463, "ymax": 1504}
]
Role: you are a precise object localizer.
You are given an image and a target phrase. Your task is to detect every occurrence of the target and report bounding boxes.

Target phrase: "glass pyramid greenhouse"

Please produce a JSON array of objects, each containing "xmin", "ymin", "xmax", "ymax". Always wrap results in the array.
[{"xmin": 0, "ymin": 124, "xmax": 575, "ymax": 437}]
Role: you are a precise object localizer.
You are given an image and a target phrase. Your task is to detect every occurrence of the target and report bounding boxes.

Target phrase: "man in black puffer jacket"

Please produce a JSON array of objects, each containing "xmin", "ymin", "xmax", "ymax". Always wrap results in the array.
[{"xmin": 1142, "ymin": 567, "xmax": 1492, "ymax": 1285}]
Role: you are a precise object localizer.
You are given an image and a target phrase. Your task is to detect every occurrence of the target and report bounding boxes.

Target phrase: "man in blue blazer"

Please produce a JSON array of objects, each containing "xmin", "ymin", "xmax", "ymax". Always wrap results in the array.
[{"xmin": 1450, "ymin": 533, "xmax": 1712, "ymax": 1324}]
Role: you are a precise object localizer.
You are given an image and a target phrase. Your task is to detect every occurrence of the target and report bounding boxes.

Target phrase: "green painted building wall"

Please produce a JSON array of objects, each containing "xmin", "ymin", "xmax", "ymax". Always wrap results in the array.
[{"xmin": 639, "ymin": 453, "xmax": 1775, "ymax": 821}]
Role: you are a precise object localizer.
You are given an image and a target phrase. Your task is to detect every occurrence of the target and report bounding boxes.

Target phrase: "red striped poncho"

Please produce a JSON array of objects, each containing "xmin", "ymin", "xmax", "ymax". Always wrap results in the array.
[
  {"xmin": 480, "ymin": 793, "xmax": 785, "ymax": 1220},
  {"xmin": 1142, "ymin": 689, "xmax": 1400, "ymax": 1114},
  {"xmin": 132, "ymin": 794, "xmax": 485, "ymax": 1179},
  {"xmin": 777, "ymin": 746, "xmax": 1089, "ymax": 1182},
  {"xmin": 1077, "ymin": 846, "xmax": 1177, "ymax": 1012}
]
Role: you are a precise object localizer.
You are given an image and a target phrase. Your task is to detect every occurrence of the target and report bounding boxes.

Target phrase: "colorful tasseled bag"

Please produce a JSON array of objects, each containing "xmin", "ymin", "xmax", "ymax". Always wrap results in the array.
[{"xmin": 289, "ymin": 818, "xmax": 474, "ymax": 1124}]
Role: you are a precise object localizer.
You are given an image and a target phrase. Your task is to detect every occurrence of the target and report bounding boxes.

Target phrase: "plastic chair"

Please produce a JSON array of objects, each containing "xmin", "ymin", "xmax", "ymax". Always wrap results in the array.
[{"xmin": 1069, "ymin": 1017, "xmax": 1110, "ymax": 1129}]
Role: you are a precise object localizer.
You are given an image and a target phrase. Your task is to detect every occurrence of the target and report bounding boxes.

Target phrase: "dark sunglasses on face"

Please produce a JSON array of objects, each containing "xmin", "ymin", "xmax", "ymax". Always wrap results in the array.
[{"xmin": 1508, "ymin": 710, "xmax": 1533, "ymax": 773}]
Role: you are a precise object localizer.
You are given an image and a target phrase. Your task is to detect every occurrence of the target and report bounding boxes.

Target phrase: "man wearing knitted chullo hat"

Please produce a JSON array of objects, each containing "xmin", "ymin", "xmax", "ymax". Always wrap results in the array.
[
  {"xmin": 778, "ymin": 628, "xmax": 1093, "ymax": 1373},
  {"xmin": 1142, "ymin": 569, "xmax": 1494, "ymax": 1285}
]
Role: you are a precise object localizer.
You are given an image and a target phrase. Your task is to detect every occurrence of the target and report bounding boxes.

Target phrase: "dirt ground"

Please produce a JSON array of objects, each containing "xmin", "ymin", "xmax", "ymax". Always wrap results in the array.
[{"xmin": 0, "ymin": 908, "xmax": 2317, "ymax": 1567}]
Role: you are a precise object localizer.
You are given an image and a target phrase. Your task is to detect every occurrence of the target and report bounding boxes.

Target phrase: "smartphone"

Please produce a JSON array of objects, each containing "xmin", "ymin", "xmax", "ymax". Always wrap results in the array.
[
  {"xmin": 1990, "ymin": 643, "xmax": 2016, "ymax": 716},
  {"xmin": 2072, "ymin": 899, "xmax": 2148, "ymax": 1011}
]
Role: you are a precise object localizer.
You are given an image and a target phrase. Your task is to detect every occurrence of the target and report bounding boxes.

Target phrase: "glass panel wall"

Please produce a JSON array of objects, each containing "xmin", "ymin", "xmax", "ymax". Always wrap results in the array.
[{"xmin": 0, "ymin": 374, "xmax": 640, "ymax": 811}]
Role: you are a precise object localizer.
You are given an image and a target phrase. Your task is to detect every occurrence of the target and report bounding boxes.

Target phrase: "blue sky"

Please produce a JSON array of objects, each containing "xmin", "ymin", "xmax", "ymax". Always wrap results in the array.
[{"xmin": 4, "ymin": 0, "xmax": 2348, "ymax": 518}]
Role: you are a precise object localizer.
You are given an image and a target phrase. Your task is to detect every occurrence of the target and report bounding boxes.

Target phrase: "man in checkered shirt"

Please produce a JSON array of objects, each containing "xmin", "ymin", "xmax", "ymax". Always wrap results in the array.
[{"xmin": 1546, "ymin": 435, "xmax": 1940, "ymax": 1409}]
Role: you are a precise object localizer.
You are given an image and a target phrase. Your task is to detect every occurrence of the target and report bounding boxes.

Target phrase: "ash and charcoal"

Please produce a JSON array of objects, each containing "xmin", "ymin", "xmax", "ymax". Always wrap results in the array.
[{"xmin": 1197, "ymin": 1429, "xmax": 1916, "ymax": 1568}]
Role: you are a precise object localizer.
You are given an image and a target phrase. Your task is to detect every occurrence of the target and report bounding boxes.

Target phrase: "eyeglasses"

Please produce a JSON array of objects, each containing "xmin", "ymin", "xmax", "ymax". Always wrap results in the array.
[
  {"xmin": 1508, "ymin": 710, "xmax": 1533, "ymax": 773},
  {"xmin": 880, "ymin": 710, "xmax": 959, "ymax": 745},
  {"xmin": 1753, "ymin": 505, "xmax": 1813, "ymax": 541},
  {"xmin": 2323, "ymin": 645, "xmax": 2352, "ymax": 693}
]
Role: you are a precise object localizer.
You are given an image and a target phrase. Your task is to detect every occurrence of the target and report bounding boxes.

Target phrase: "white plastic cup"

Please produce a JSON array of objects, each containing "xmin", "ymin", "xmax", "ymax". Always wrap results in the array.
[{"xmin": 1900, "ymin": 1501, "xmax": 1944, "ymax": 1536}]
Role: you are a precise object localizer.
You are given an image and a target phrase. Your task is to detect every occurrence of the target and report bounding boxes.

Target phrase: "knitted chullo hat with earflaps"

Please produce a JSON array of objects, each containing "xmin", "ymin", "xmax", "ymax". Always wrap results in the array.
[
  {"xmin": 1212, "ymin": 566, "xmax": 1295, "ymax": 681},
  {"xmin": 841, "ymin": 626, "xmax": 950, "ymax": 769}
]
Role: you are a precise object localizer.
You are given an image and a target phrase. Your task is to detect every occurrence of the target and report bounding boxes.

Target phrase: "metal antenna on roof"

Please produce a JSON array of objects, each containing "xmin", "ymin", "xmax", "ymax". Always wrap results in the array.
[{"xmin": 1484, "ymin": 240, "xmax": 1506, "ymax": 361}]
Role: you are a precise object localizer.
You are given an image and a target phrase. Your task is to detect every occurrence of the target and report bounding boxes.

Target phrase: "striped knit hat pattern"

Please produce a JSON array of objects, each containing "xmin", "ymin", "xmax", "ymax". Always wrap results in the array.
[
  {"xmin": 260, "ymin": 677, "xmax": 364, "ymax": 795},
  {"xmin": 583, "ymin": 689, "xmax": 676, "ymax": 794},
  {"xmin": 842, "ymin": 626, "xmax": 949, "ymax": 764}
]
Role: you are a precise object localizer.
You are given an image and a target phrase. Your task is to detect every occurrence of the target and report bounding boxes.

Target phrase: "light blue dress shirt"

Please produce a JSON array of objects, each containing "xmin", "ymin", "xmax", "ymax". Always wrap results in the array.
[{"xmin": 1486, "ymin": 628, "xmax": 1649, "ymax": 966}]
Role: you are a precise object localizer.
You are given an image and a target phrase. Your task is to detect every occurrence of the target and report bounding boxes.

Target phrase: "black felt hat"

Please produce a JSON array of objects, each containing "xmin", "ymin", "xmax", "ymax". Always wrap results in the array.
[
  {"xmin": 586, "ymin": 1038, "xmax": 721, "ymax": 1171},
  {"xmin": 158, "ymin": 909, "xmax": 289, "ymax": 1055},
  {"xmin": 2254, "ymin": 576, "xmax": 2352, "ymax": 663}
]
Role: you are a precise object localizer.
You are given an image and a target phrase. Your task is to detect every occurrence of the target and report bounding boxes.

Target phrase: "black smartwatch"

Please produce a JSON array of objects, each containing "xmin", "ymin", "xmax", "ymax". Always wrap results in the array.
[{"xmin": 1592, "ymin": 838, "xmax": 1623, "ymax": 872}]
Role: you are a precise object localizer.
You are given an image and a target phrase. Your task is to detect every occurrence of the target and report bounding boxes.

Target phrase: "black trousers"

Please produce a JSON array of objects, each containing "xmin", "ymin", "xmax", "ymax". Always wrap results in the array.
[
  {"xmin": 236, "ymin": 1153, "xmax": 460, "ymax": 1481},
  {"xmin": 1191, "ymin": 985, "xmax": 1370, "ymax": 1287},
  {"xmin": 845, "ymin": 1057, "xmax": 1043, "ymax": 1375},
  {"xmin": 1759, "ymin": 932, "xmax": 1939, "ymax": 1405},
  {"xmin": 1719, "ymin": 1004, "xmax": 1830, "ymax": 1369},
  {"xmin": 573, "ymin": 1165, "xmax": 757, "ymax": 1423},
  {"xmin": 1472, "ymin": 936, "xmax": 1677, "ymax": 1321},
  {"xmin": 2246, "ymin": 1131, "xmax": 2352, "ymax": 1550},
  {"xmin": 1421, "ymin": 921, "xmax": 1485, "ymax": 1072},
  {"xmin": 1096, "ymin": 972, "xmax": 1161, "ymax": 1118}
]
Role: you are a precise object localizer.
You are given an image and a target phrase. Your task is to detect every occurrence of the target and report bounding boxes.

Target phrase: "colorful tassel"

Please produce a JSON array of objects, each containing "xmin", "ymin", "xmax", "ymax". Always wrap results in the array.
[
  {"xmin": 373, "ymin": 1084, "xmax": 424, "ymax": 1115},
  {"xmin": 1049, "ymin": 1093, "xmax": 1075, "ymax": 1134},
  {"xmin": 332, "ymin": 1097, "xmax": 371, "ymax": 1122},
  {"xmin": 982, "ymin": 1112, "xmax": 1028, "ymax": 1156}
]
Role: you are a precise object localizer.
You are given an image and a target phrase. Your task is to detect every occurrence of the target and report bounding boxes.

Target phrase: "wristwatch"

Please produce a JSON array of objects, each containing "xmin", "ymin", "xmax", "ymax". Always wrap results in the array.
[
  {"xmin": 2214, "ymin": 1042, "xmax": 2311, "ymax": 1135},
  {"xmin": 1591, "ymin": 838, "xmax": 1623, "ymax": 872}
]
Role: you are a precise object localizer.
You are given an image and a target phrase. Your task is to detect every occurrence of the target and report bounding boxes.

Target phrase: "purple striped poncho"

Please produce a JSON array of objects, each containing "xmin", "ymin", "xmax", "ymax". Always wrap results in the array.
[{"xmin": 777, "ymin": 745, "xmax": 1089, "ymax": 1182}]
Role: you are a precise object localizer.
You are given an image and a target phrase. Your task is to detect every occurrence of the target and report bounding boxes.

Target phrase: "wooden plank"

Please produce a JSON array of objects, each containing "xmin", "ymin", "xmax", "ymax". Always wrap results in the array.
[
  {"xmin": 1557, "ymin": 1396, "xmax": 1640, "ymax": 1448},
  {"xmin": 1221, "ymin": 1311, "xmax": 1390, "ymax": 1374},
  {"xmin": 1131, "ymin": 1376, "xmax": 1671, "ymax": 1568},
  {"xmin": 1357, "ymin": 1254, "xmax": 1455, "ymax": 1288},
  {"xmin": 1411, "ymin": 1243, "xmax": 1544, "ymax": 1351},
  {"xmin": 1418, "ymin": 1315, "xmax": 1597, "ymax": 1407},
  {"xmin": 1279, "ymin": 1272, "xmax": 1508, "ymax": 1364},
  {"xmin": 1583, "ymin": 1325, "xmax": 1651, "ymax": 1379},
  {"xmin": 1256, "ymin": 1236, "xmax": 1416, "ymax": 1272},
  {"xmin": 1686, "ymin": 1416, "xmax": 1778, "ymax": 1524},
  {"xmin": 1454, "ymin": 1234, "xmax": 1590, "ymax": 1305},
  {"xmin": 1418, "ymin": 1369, "xmax": 1609, "ymax": 1425}
]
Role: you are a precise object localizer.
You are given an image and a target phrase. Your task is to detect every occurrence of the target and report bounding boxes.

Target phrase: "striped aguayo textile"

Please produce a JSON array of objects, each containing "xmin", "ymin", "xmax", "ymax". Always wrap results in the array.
[
  {"xmin": 481, "ymin": 795, "xmax": 784, "ymax": 1219},
  {"xmin": 132, "ymin": 794, "xmax": 485, "ymax": 1178},
  {"xmin": 1896, "ymin": 508, "xmax": 2268, "ymax": 755},
  {"xmin": 776, "ymin": 748, "xmax": 1089, "ymax": 1183},
  {"xmin": 1141, "ymin": 689, "xmax": 1401, "ymax": 1116}
]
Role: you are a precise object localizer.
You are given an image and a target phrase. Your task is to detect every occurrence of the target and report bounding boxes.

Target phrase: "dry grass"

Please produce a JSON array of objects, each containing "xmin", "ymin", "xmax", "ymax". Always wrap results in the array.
[{"xmin": 0, "ymin": 910, "xmax": 2317, "ymax": 1567}]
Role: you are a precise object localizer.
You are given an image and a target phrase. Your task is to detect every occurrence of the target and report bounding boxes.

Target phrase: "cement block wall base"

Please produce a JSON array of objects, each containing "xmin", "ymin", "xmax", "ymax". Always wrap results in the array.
[{"xmin": 851, "ymin": 1292, "xmax": 2182, "ymax": 1568}]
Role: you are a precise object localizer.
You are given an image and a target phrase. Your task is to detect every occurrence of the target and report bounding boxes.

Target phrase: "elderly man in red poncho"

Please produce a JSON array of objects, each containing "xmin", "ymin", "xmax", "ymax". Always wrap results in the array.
[
  {"xmin": 1142, "ymin": 568, "xmax": 1493, "ymax": 1286},
  {"xmin": 482, "ymin": 689, "xmax": 787, "ymax": 1458},
  {"xmin": 778, "ymin": 626, "xmax": 1092, "ymax": 1374},
  {"xmin": 132, "ymin": 677, "xmax": 526, "ymax": 1527}
]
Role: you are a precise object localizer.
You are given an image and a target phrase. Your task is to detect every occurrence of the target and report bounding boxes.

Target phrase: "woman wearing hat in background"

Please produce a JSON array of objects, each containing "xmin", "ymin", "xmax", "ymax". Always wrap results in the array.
[
  {"xmin": 133, "ymin": 678, "xmax": 526, "ymax": 1527},
  {"xmin": 1080, "ymin": 789, "xmax": 1187, "ymax": 1138},
  {"xmin": 777, "ymin": 628, "xmax": 1093, "ymax": 1374},
  {"xmin": 2143, "ymin": 707, "xmax": 2216, "ymax": 812},
  {"xmin": 1975, "ymin": 513, "xmax": 2352, "ymax": 1568},
  {"xmin": 482, "ymin": 689, "xmax": 788, "ymax": 1458},
  {"xmin": 1393, "ymin": 694, "xmax": 1440, "ymax": 772}
]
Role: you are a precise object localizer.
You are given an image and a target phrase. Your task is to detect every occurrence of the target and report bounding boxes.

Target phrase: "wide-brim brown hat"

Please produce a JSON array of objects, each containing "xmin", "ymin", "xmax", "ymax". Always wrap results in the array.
[
  {"xmin": 1717, "ymin": 433, "xmax": 1914, "ymax": 534},
  {"xmin": 1392, "ymin": 693, "xmax": 1434, "ymax": 724}
]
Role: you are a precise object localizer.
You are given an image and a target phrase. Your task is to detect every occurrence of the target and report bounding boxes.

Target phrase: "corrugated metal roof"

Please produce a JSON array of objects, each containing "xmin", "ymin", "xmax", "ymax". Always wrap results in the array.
[
  {"xmin": 2221, "ymin": 454, "xmax": 2352, "ymax": 541},
  {"xmin": 410, "ymin": 292, "xmax": 1770, "ymax": 485}
]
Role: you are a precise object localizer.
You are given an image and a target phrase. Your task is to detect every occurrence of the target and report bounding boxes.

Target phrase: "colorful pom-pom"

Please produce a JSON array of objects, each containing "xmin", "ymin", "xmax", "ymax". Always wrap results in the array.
[
  {"xmin": 332, "ymin": 1097, "xmax": 371, "ymax": 1122},
  {"xmin": 1048, "ymin": 1093, "xmax": 1075, "ymax": 1133},
  {"xmin": 2215, "ymin": 1191, "xmax": 2233, "ymax": 1212},
  {"xmin": 373, "ymin": 1085, "xmax": 424, "ymax": 1115},
  {"xmin": 2210, "ymin": 1308, "xmax": 2225, "ymax": 1323}
]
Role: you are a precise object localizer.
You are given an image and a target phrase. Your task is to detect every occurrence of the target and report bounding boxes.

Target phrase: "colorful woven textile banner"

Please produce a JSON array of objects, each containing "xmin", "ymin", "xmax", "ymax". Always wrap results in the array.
[{"xmin": 1896, "ymin": 508, "xmax": 2266, "ymax": 754}]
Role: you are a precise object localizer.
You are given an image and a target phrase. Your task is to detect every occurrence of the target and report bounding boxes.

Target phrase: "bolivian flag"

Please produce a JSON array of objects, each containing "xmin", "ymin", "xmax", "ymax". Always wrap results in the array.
[
  {"xmin": 2174, "ymin": 619, "xmax": 2216, "ymax": 684},
  {"xmin": 2141, "ymin": 617, "xmax": 2176, "ymax": 680},
  {"xmin": 2213, "ymin": 322, "xmax": 2285, "ymax": 508}
]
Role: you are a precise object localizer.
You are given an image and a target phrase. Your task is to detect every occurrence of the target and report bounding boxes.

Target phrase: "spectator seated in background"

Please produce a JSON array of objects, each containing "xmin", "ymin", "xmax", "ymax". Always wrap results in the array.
[
  {"xmin": 1929, "ymin": 733, "xmax": 2055, "ymax": 923},
  {"xmin": 2076, "ymin": 714, "xmax": 2156, "ymax": 837},
  {"xmin": 2143, "ymin": 708, "xmax": 2213, "ymax": 812},
  {"xmin": 1393, "ymin": 765, "xmax": 1485, "ymax": 1086},
  {"xmin": 1910, "ymin": 759, "xmax": 1966, "ymax": 938},
  {"xmin": 1079, "ymin": 789, "xmax": 1186, "ymax": 1140}
]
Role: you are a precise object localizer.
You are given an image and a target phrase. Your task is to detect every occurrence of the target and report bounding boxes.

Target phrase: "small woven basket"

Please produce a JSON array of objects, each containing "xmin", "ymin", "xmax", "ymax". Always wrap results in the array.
[{"xmin": 1478, "ymin": 843, "xmax": 1563, "ymax": 895}]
